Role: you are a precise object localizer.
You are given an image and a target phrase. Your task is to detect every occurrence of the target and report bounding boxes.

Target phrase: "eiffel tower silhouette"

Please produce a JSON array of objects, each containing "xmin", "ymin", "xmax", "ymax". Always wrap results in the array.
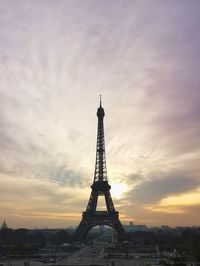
[{"xmin": 73, "ymin": 96, "xmax": 126, "ymax": 241}]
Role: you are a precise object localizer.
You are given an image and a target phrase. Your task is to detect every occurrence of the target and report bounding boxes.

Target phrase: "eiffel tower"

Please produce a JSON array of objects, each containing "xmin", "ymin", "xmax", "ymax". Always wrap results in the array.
[{"xmin": 73, "ymin": 96, "xmax": 126, "ymax": 241}]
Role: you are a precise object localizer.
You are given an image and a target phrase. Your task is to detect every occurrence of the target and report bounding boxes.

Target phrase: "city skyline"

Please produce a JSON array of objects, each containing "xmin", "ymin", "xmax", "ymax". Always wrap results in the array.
[{"xmin": 0, "ymin": 0, "xmax": 200, "ymax": 228}]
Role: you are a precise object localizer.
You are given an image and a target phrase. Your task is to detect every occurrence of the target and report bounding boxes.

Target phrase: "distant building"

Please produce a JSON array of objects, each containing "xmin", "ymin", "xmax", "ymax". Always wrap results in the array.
[
  {"xmin": 161, "ymin": 225, "xmax": 170, "ymax": 231},
  {"xmin": 1, "ymin": 220, "xmax": 8, "ymax": 230},
  {"xmin": 124, "ymin": 223, "xmax": 148, "ymax": 232},
  {"xmin": 99, "ymin": 225, "xmax": 105, "ymax": 234}
]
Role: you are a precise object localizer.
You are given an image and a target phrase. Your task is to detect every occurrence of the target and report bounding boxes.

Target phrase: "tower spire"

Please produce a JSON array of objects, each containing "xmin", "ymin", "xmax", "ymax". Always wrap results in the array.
[{"xmin": 95, "ymin": 94, "xmax": 107, "ymax": 181}]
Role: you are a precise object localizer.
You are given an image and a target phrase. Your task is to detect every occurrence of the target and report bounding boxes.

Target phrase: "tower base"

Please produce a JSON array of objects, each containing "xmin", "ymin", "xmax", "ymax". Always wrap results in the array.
[{"xmin": 73, "ymin": 211, "xmax": 126, "ymax": 241}]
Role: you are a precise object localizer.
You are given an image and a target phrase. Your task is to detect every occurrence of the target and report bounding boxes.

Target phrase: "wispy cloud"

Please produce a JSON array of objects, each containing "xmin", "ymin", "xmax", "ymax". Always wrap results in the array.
[
  {"xmin": 0, "ymin": 0, "xmax": 200, "ymax": 227},
  {"xmin": 126, "ymin": 172, "xmax": 199, "ymax": 204}
]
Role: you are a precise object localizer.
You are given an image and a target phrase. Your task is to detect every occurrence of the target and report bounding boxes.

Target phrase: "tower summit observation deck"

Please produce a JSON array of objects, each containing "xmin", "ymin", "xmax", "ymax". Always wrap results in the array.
[{"xmin": 73, "ymin": 96, "xmax": 126, "ymax": 241}]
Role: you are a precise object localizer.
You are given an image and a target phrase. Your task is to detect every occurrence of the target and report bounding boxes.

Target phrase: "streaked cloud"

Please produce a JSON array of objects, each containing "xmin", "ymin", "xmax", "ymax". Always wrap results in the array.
[
  {"xmin": 127, "ymin": 172, "xmax": 199, "ymax": 204},
  {"xmin": 0, "ymin": 0, "xmax": 200, "ymax": 227}
]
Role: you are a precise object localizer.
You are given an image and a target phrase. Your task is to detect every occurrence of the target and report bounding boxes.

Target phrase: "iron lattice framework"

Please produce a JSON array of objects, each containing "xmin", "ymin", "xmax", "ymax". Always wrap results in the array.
[
  {"xmin": 73, "ymin": 97, "xmax": 126, "ymax": 241},
  {"xmin": 94, "ymin": 98, "xmax": 107, "ymax": 182}
]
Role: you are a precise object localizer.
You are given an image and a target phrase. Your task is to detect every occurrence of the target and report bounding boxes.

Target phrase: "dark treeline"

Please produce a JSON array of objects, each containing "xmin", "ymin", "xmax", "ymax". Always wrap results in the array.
[
  {"xmin": 0, "ymin": 228, "xmax": 200, "ymax": 258},
  {"xmin": 128, "ymin": 228, "xmax": 200, "ymax": 259},
  {"xmin": 0, "ymin": 228, "xmax": 72, "ymax": 246},
  {"xmin": 0, "ymin": 228, "xmax": 73, "ymax": 256}
]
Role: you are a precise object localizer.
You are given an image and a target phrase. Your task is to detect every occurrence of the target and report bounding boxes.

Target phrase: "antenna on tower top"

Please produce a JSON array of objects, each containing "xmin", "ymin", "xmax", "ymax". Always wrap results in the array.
[{"xmin": 100, "ymin": 94, "xmax": 102, "ymax": 107}]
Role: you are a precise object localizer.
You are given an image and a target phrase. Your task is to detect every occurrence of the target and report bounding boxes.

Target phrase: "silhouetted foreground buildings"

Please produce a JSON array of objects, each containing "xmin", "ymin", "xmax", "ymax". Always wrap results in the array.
[{"xmin": 1, "ymin": 225, "xmax": 200, "ymax": 262}]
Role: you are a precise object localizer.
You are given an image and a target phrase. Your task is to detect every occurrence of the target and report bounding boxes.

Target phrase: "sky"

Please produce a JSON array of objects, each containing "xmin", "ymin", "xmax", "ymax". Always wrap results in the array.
[{"xmin": 0, "ymin": 0, "xmax": 200, "ymax": 229}]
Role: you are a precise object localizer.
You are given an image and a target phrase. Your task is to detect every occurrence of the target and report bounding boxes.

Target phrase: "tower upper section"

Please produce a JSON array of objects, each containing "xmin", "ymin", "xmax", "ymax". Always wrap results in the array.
[
  {"xmin": 97, "ymin": 95, "xmax": 105, "ymax": 119},
  {"xmin": 94, "ymin": 96, "xmax": 108, "ymax": 182}
]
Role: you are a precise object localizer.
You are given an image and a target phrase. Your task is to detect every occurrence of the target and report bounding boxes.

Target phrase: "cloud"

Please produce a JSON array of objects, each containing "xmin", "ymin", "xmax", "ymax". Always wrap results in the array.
[
  {"xmin": 126, "ymin": 173, "xmax": 143, "ymax": 184},
  {"xmin": 0, "ymin": 172, "xmax": 90, "ymax": 228},
  {"xmin": 0, "ymin": 0, "xmax": 200, "ymax": 227},
  {"xmin": 126, "ymin": 172, "xmax": 200, "ymax": 204},
  {"xmin": 123, "ymin": 202, "xmax": 200, "ymax": 227}
]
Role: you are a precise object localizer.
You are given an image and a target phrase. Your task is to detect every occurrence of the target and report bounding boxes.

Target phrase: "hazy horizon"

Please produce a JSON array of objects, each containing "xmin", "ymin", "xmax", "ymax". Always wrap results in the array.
[{"xmin": 0, "ymin": 0, "xmax": 200, "ymax": 229}]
